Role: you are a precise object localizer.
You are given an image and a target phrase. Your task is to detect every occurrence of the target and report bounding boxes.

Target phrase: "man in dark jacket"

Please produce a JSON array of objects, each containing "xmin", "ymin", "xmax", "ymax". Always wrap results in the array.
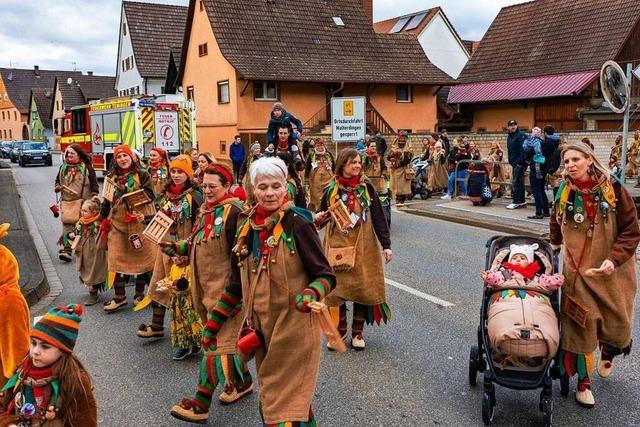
[
  {"xmin": 440, "ymin": 128, "xmax": 451, "ymax": 156},
  {"xmin": 230, "ymin": 135, "xmax": 246, "ymax": 182},
  {"xmin": 505, "ymin": 120, "xmax": 527, "ymax": 209},
  {"xmin": 375, "ymin": 132, "xmax": 388, "ymax": 157},
  {"xmin": 266, "ymin": 102, "xmax": 303, "ymax": 146}
]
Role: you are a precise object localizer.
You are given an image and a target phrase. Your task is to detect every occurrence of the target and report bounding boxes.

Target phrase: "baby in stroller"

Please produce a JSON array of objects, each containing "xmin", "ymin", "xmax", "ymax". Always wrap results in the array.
[{"xmin": 481, "ymin": 243, "xmax": 563, "ymax": 369}]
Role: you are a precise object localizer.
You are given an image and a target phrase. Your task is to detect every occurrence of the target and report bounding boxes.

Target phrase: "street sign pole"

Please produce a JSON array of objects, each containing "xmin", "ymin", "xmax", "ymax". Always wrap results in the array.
[{"xmin": 621, "ymin": 63, "xmax": 633, "ymax": 179}]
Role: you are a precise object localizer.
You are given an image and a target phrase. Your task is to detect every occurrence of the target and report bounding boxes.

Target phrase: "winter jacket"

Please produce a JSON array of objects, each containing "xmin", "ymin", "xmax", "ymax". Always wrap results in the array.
[
  {"xmin": 230, "ymin": 142, "xmax": 246, "ymax": 163},
  {"xmin": 507, "ymin": 129, "xmax": 527, "ymax": 167},
  {"xmin": 542, "ymin": 135, "xmax": 560, "ymax": 174},
  {"xmin": 518, "ymin": 136, "xmax": 543, "ymax": 166},
  {"xmin": 376, "ymin": 136, "xmax": 388, "ymax": 157},
  {"xmin": 266, "ymin": 109, "xmax": 303, "ymax": 145}
]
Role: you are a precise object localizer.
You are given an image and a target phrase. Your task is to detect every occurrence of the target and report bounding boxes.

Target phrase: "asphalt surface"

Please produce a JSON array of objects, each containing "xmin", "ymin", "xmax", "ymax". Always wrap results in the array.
[{"xmin": 5, "ymin": 156, "xmax": 640, "ymax": 426}]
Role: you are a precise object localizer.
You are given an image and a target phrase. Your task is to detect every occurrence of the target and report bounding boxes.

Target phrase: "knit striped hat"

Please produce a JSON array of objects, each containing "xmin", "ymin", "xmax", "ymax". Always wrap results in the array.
[{"xmin": 31, "ymin": 304, "xmax": 84, "ymax": 353}]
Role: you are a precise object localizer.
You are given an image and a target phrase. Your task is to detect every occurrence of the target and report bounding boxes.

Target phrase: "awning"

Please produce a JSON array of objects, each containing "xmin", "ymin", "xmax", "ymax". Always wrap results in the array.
[{"xmin": 448, "ymin": 70, "xmax": 599, "ymax": 104}]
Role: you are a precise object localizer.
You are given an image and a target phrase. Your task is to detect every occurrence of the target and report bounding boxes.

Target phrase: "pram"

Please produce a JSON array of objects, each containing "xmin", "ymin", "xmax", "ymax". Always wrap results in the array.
[{"xmin": 469, "ymin": 235, "xmax": 562, "ymax": 426}]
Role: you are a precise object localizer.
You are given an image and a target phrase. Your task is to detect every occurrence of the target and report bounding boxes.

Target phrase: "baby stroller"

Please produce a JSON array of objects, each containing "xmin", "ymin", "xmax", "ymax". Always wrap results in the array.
[
  {"xmin": 410, "ymin": 156, "xmax": 429, "ymax": 200},
  {"xmin": 469, "ymin": 235, "xmax": 561, "ymax": 426}
]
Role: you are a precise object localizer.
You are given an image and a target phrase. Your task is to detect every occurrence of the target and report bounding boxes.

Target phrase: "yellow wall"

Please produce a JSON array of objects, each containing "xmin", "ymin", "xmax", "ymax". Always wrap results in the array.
[
  {"xmin": 0, "ymin": 76, "xmax": 27, "ymax": 141},
  {"xmin": 370, "ymin": 84, "xmax": 438, "ymax": 133},
  {"xmin": 472, "ymin": 103, "xmax": 535, "ymax": 132},
  {"xmin": 182, "ymin": 3, "xmax": 238, "ymax": 156},
  {"xmin": 52, "ymin": 83, "xmax": 65, "ymax": 137}
]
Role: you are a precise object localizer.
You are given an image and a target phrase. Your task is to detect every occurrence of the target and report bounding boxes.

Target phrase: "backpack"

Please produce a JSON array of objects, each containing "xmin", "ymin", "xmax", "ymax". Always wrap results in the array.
[{"xmin": 542, "ymin": 137, "xmax": 559, "ymax": 173}]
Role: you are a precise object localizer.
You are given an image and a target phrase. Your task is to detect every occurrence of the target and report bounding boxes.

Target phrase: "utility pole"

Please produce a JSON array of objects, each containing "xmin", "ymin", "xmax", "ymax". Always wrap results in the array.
[{"xmin": 621, "ymin": 63, "xmax": 633, "ymax": 179}]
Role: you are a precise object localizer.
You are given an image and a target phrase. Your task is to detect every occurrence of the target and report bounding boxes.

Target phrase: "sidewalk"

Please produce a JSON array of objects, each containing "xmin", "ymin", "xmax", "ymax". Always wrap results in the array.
[{"xmin": 0, "ymin": 163, "xmax": 48, "ymax": 306}]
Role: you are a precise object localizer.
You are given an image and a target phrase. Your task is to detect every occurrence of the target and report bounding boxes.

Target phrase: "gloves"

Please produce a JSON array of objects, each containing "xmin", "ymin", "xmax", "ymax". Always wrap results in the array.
[
  {"xmin": 98, "ymin": 218, "xmax": 111, "ymax": 239},
  {"xmin": 295, "ymin": 288, "xmax": 317, "ymax": 313}
]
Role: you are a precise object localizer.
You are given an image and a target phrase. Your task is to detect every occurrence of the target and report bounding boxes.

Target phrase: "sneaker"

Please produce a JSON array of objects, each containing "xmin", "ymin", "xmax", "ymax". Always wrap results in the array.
[
  {"xmin": 514, "ymin": 203, "xmax": 528, "ymax": 209},
  {"xmin": 327, "ymin": 331, "xmax": 348, "ymax": 351},
  {"xmin": 218, "ymin": 383, "xmax": 254, "ymax": 405},
  {"xmin": 84, "ymin": 293, "xmax": 100, "ymax": 306},
  {"xmin": 543, "ymin": 213, "xmax": 551, "ymax": 218},
  {"xmin": 528, "ymin": 214, "xmax": 544, "ymax": 220},
  {"xmin": 396, "ymin": 202, "xmax": 405, "ymax": 207},
  {"xmin": 351, "ymin": 334, "xmax": 365, "ymax": 351},
  {"xmin": 103, "ymin": 298, "xmax": 128, "ymax": 313},
  {"xmin": 190, "ymin": 346, "xmax": 202, "ymax": 355},
  {"xmin": 137, "ymin": 324, "xmax": 165, "ymax": 339},
  {"xmin": 597, "ymin": 358, "xmax": 614, "ymax": 378},
  {"xmin": 441, "ymin": 194, "xmax": 451, "ymax": 200},
  {"xmin": 173, "ymin": 347, "xmax": 192, "ymax": 361},
  {"xmin": 506, "ymin": 203, "xmax": 517, "ymax": 209},
  {"xmin": 170, "ymin": 400, "xmax": 208, "ymax": 424}
]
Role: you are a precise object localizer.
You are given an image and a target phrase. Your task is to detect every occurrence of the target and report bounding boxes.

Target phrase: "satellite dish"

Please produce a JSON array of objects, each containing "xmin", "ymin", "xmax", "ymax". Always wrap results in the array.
[
  {"xmin": 66, "ymin": 77, "xmax": 73, "ymax": 85},
  {"xmin": 600, "ymin": 60, "xmax": 629, "ymax": 114}
]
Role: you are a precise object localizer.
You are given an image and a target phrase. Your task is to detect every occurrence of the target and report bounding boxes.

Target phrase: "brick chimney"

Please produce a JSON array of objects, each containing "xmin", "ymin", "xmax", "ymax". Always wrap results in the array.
[
  {"xmin": 362, "ymin": 0, "xmax": 372, "ymax": 24},
  {"xmin": 87, "ymin": 71, "xmax": 93, "ymax": 76}
]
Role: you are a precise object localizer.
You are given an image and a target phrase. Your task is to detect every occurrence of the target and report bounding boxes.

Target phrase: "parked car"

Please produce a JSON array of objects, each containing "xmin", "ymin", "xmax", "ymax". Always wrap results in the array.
[
  {"xmin": 0, "ymin": 141, "xmax": 13, "ymax": 159},
  {"xmin": 18, "ymin": 142, "xmax": 52, "ymax": 167},
  {"xmin": 9, "ymin": 141, "xmax": 26, "ymax": 163}
]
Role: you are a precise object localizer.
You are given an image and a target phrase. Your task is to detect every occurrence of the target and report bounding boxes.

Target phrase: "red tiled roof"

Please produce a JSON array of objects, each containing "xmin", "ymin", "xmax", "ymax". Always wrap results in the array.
[
  {"xmin": 448, "ymin": 70, "xmax": 599, "ymax": 104},
  {"xmin": 182, "ymin": 0, "xmax": 453, "ymax": 85},
  {"xmin": 373, "ymin": 8, "xmax": 439, "ymax": 35},
  {"xmin": 457, "ymin": 0, "xmax": 640, "ymax": 84}
]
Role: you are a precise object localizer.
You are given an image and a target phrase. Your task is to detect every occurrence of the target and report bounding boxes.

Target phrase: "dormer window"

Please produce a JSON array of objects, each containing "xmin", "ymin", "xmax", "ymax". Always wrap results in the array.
[{"xmin": 332, "ymin": 17, "xmax": 344, "ymax": 27}]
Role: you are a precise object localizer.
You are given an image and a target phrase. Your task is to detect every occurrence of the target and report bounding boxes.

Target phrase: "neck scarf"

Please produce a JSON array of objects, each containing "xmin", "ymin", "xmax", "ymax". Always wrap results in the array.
[
  {"xmin": 502, "ymin": 260, "xmax": 541, "ymax": 280},
  {"xmin": 167, "ymin": 183, "xmax": 186, "ymax": 196},
  {"xmin": 338, "ymin": 174, "xmax": 361, "ymax": 189},
  {"xmin": 204, "ymin": 193, "xmax": 232, "ymax": 210}
]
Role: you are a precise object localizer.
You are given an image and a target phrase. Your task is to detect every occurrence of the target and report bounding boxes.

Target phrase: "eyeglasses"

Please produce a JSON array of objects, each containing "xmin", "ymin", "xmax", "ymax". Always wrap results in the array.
[{"xmin": 201, "ymin": 184, "xmax": 220, "ymax": 190}]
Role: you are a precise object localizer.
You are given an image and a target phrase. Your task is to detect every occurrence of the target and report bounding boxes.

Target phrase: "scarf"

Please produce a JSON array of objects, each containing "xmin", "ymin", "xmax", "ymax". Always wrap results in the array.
[
  {"xmin": 149, "ymin": 158, "xmax": 165, "ymax": 169},
  {"xmin": 502, "ymin": 260, "xmax": 541, "ymax": 280},
  {"xmin": 278, "ymin": 139, "xmax": 289, "ymax": 151},
  {"xmin": 337, "ymin": 175, "xmax": 361, "ymax": 189},
  {"xmin": 193, "ymin": 195, "xmax": 235, "ymax": 242},
  {"xmin": 79, "ymin": 214, "xmax": 101, "ymax": 225},
  {"xmin": 167, "ymin": 183, "xmax": 186, "ymax": 197},
  {"xmin": 3, "ymin": 360, "xmax": 58, "ymax": 417},
  {"xmin": 204, "ymin": 193, "xmax": 233, "ymax": 210}
]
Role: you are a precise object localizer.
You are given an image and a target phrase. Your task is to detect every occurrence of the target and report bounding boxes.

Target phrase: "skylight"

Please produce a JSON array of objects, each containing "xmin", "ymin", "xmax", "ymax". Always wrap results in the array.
[
  {"xmin": 332, "ymin": 16, "xmax": 344, "ymax": 27},
  {"xmin": 389, "ymin": 16, "xmax": 410, "ymax": 33},
  {"xmin": 405, "ymin": 12, "xmax": 428, "ymax": 31}
]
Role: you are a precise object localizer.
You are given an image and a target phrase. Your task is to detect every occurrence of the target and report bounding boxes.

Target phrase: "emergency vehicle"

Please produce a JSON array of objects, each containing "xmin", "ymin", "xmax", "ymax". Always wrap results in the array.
[{"xmin": 60, "ymin": 95, "xmax": 196, "ymax": 171}]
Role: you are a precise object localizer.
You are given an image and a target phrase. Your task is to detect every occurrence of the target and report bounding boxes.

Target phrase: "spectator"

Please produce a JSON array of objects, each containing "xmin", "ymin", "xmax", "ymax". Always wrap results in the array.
[
  {"xmin": 375, "ymin": 132, "xmax": 388, "ymax": 157},
  {"xmin": 520, "ymin": 127, "xmax": 549, "ymax": 219},
  {"xmin": 610, "ymin": 135, "xmax": 622, "ymax": 159},
  {"xmin": 542, "ymin": 126, "xmax": 561, "ymax": 196},
  {"xmin": 419, "ymin": 137, "xmax": 432, "ymax": 161},
  {"xmin": 487, "ymin": 141, "xmax": 505, "ymax": 197},
  {"xmin": 441, "ymin": 137, "xmax": 472, "ymax": 199},
  {"xmin": 505, "ymin": 119, "xmax": 527, "ymax": 209},
  {"xmin": 609, "ymin": 155, "xmax": 623, "ymax": 179},
  {"xmin": 266, "ymin": 102, "xmax": 303, "ymax": 146},
  {"xmin": 440, "ymin": 128, "xmax": 451, "ymax": 156},
  {"xmin": 239, "ymin": 142, "xmax": 262, "ymax": 184},
  {"xmin": 230, "ymin": 135, "xmax": 245, "ymax": 182},
  {"xmin": 469, "ymin": 141, "xmax": 481, "ymax": 160},
  {"xmin": 356, "ymin": 138, "xmax": 366, "ymax": 152},
  {"xmin": 582, "ymin": 137, "xmax": 595, "ymax": 150},
  {"xmin": 188, "ymin": 148, "xmax": 199, "ymax": 170}
]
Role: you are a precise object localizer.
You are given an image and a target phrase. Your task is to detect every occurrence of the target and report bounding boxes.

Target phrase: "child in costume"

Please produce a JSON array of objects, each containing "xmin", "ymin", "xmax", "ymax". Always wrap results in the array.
[
  {"xmin": 0, "ymin": 304, "xmax": 97, "ymax": 427},
  {"xmin": 137, "ymin": 244, "xmax": 203, "ymax": 361},
  {"xmin": 66, "ymin": 199, "xmax": 108, "ymax": 306},
  {"xmin": 481, "ymin": 243, "xmax": 563, "ymax": 367},
  {"xmin": 0, "ymin": 224, "xmax": 30, "ymax": 389}
]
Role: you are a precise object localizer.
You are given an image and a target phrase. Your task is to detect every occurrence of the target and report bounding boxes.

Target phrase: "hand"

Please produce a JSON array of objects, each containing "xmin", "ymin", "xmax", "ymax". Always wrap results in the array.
[
  {"xmin": 480, "ymin": 271, "xmax": 488, "ymax": 281},
  {"xmin": 383, "ymin": 249, "xmax": 393, "ymax": 264},
  {"xmin": 54, "ymin": 184, "xmax": 62, "ymax": 193},
  {"xmin": 314, "ymin": 211, "xmax": 330, "ymax": 227},
  {"xmin": 593, "ymin": 259, "xmax": 615, "ymax": 276},
  {"xmin": 134, "ymin": 211, "xmax": 145, "ymax": 223},
  {"xmin": 295, "ymin": 289, "xmax": 317, "ymax": 313}
]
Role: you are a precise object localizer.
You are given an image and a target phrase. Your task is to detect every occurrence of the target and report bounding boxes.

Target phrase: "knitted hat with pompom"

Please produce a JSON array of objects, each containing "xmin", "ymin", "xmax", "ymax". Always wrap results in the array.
[{"xmin": 31, "ymin": 304, "xmax": 84, "ymax": 353}]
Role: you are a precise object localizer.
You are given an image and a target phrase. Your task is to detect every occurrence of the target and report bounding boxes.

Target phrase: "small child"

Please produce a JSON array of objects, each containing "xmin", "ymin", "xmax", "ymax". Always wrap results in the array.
[
  {"xmin": 0, "ymin": 304, "xmax": 97, "ymax": 426},
  {"xmin": 137, "ymin": 243, "xmax": 203, "ymax": 361},
  {"xmin": 66, "ymin": 199, "xmax": 107, "ymax": 306},
  {"xmin": 609, "ymin": 155, "xmax": 622, "ymax": 179},
  {"xmin": 522, "ymin": 127, "xmax": 545, "ymax": 180}
]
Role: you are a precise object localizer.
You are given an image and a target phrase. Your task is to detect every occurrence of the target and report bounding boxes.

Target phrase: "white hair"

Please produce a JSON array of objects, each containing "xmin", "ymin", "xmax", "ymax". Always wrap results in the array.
[{"xmin": 249, "ymin": 156, "xmax": 288, "ymax": 187}]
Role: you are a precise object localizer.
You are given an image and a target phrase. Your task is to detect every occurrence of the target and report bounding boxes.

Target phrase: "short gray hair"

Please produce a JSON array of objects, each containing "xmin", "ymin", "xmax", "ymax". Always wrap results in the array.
[{"xmin": 249, "ymin": 157, "xmax": 288, "ymax": 187}]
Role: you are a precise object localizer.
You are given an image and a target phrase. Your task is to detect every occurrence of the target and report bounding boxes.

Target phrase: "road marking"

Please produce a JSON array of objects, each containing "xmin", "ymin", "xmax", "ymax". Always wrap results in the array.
[{"xmin": 385, "ymin": 278, "xmax": 455, "ymax": 307}]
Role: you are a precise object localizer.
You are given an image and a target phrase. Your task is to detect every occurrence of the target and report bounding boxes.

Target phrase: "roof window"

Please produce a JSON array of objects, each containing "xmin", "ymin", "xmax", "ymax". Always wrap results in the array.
[
  {"xmin": 389, "ymin": 16, "xmax": 410, "ymax": 33},
  {"xmin": 405, "ymin": 12, "xmax": 427, "ymax": 31},
  {"xmin": 332, "ymin": 16, "xmax": 344, "ymax": 27}
]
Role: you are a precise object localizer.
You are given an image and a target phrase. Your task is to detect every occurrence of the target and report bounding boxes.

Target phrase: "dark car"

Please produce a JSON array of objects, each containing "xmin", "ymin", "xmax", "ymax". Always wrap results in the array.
[
  {"xmin": 18, "ymin": 142, "xmax": 52, "ymax": 167},
  {"xmin": 0, "ymin": 141, "xmax": 13, "ymax": 159},
  {"xmin": 9, "ymin": 141, "xmax": 25, "ymax": 163}
]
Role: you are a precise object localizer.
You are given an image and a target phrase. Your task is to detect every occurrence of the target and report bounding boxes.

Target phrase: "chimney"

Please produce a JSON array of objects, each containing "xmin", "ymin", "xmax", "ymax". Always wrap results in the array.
[
  {"xmin": 362, "ymin": 0, "xmax": 373, "ymax": 24},
  {"xmin": 87, "ymin": 71, "xmax": 93, "ymax": 76},
  {"xmin": 33, "ymin": 65, "xmax": 40, "ymax": 77}
]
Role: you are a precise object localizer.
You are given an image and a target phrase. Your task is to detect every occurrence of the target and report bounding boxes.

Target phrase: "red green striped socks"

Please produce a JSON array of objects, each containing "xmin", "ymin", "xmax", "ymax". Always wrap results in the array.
[
  {"xmin": 202, "ymin": 290, "xmax": 241, "ymax": 350},
  {"xmin": 307, "ymin": 276, "xmax": 333, "ymax": 300}
]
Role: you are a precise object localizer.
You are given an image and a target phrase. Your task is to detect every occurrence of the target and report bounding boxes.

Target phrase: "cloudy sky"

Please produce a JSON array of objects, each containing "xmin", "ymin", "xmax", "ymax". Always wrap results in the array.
[{"xmin": 0, "ymin": 0, "xmax": 528, "ymax": 76}]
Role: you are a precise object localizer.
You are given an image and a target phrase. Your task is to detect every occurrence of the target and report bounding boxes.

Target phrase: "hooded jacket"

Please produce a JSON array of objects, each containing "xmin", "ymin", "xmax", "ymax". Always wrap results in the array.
[
  {"xmin": 507, "ymin": 129, "xmax": 527, "ymax": 167},
  {"xmin": 266, "ymin": 109, "xmax": 303, "ymax": 145}
]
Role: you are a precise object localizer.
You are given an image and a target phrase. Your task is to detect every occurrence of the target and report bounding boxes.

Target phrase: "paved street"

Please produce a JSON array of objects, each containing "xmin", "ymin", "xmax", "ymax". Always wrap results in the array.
[{"xmin": 5, "ymin": 156, "xmax": 640, "ymax": 426}]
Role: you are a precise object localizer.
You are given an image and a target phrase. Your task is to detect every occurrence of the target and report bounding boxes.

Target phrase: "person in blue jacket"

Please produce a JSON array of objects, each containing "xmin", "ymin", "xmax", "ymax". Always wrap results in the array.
[
  {"xmin": 267, "ymin": 102, "xmax": 303, "ymax": 147},
  {"xmin": 229, "ymin": 135, "xmax": 246, "ymax": 182},
  {"xmin": 505, "ymin": 119, "xmax": 527, "ymax": 210}
]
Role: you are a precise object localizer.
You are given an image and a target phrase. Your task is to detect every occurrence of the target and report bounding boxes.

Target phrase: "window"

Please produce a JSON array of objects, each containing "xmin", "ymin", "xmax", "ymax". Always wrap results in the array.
[
  {"xmin": 161, "ymin": 86, "xmax": 165, "ymax": 94},
  {"xmin": 199, "ymin": 0, "xmax": 204, "ymax": 11},
  {"xmin": 3, "ymin": 130, "xmax": 6, "ymax": 139},
  {"xmin": 13, "ymin": 111, "xmax": 17, "ymax": 121},
  {"xmin": 389, "ymin": 16, "xmax": 411, "ymax": 33},
  {"xmin": 8, "ymin": 129, "xmax": 11, "ymax": 139},
  {"xmin": 254, "ymin": 81, "xmax": 277, "ymax": 100},
  {"xmin": 198, "ymin": 43, "xmax": 208, "ymax": 57},
  {"xmin": 187, "ymin": 86, "xmax": 195, "ymax": 101},
  {"xmin": 56, "ymin": 101, "xmax": 60, "ymax": 111},
  {"xmin": 332, "ymin": 16, "xmax": 344, "ymax": 27},
  {"xmin": 217, "ymin": 80, "xmax": 230, "ymax": 103},
  {"xmin": 1, "ymin": 112, "xmax": 4, "ymax": 120},
  {"xmin": 122, "ymin": 60, "xmax": 125, "ymax": 72},
  {"xmin": 123, "ymin": 22, "xmax": 127, "ymax": 36},
  {"xmin": 220, "ymin": 142, "xmax": 226, "ymax": 154},
  {"xmin": 72, "ymin": 109, "xmax": 87, "ymax": 133},
  {"xmin": 54, "ymin": 119, "xmax": 59, "ymax": 133},
  {"xmin": 396, "ymin": 84, "xmax": 412, "ymax": 102}
]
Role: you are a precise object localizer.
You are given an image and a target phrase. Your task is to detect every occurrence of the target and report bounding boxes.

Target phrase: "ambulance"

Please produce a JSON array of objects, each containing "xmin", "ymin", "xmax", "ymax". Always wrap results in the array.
[{"xmin": 60, "ymin": 95, "xmax": 197, "ymax": 171}]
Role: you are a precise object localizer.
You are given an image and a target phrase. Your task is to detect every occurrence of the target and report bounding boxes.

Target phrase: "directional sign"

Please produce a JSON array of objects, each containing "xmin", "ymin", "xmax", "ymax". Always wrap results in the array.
[{"xmin": 331, "ymin": 97, "xmax": 366, "ymax": 142}]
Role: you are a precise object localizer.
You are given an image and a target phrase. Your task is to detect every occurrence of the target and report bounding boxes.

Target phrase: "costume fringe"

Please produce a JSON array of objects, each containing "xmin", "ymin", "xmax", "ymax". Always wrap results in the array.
[
  {"xmin": 261, "ymin": 405, "xmax": 316, "ymax": 427},
  {"xmin": 558, "ymin": 350, "xmax": 594, "ymax": 380},
  {"xmin": 200, "ymin": 354, "xmax": 248, "ymax": 387},
  {"xmin": 364, "ymin": 302, "xmax": 391, "ymax": 325}
]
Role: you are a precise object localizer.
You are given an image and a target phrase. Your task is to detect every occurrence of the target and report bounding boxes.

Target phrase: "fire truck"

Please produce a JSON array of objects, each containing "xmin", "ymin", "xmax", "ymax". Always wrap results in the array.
[{"xmin": 60, "ymin": 95, "xmax": 197, "ymax": 171}]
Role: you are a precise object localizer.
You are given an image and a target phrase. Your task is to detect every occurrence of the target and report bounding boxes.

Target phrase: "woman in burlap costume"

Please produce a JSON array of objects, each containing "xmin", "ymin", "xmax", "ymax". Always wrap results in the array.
[
  {"xmin": 171, "ymin": 157, "xmax": 335, "ymax": 425},
  {"xmin": 147, "ymin": 147, "xmax": 170, "ymax": 200},
  {"xmin": 427, "ymin": 141, "xmax": 449, "ymax": 193},
  {"xmin": 169, "ymin": 165, "xmax": 253, "ymax": 425},
  {"xmin": 319, "ymin": 148, "xmax": 392, "ymax": 350},
  {"xmin": 100, "ymin": 145, "xmax": 157, "ymax": 313},
  {"xmin": 387, "ymin": 131, "xmax": 413, "ymax": 205},
  {"xmin": 305, "ymin": 139, "xmax": 334, "ymax": 211},
  {"xmin": 137, "ymin": 156, "xmax": 203, "ymax": 355},
  {"xmin": 550, "ymin": 143, "xmax": 640, "ymax": 408},
  {"xmin": 54, "ymin": 144, "xmax": 99, "ymax": 262},
  {"xmin": 361, "ymin": 140, "xmax": 388, "ymax": 195}
]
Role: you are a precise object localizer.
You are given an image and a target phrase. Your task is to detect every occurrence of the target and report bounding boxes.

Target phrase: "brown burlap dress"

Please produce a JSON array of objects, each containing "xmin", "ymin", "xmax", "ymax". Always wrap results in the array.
[
  {"xmin": 103, "ymin": 170, "xmax": 157, "ymax": 275},
  {"xmin": 149, "ymin": 166, "xmax": 169, "ymax": 198},
  {"xmin": 74, "ymin": 220, "xmax": 108, "ymax": 287},
  {"xmin": 308, "ymin": 152, "xmax": 334, "ymax": 211},
  {"xmin": 427, "ymin": 150, "xmax": 449, "ymax": 191},
  {"xmin": 551, "ymin": 180, "xmax": 640, "ymax": 354},
  {"xmin": 388, "ymin": 147, "xmax": 412, "ymax": 198},
  {"xmin": 362, "ymin": 152, "xmax": 388, "ymax": 194},
  {"xmin": 56, "ymin": 163, "xmax": 98, "ymax": 242},
  {"xmin": 229, "ymin": 209, "xmax": 334, "ymax": 423}
]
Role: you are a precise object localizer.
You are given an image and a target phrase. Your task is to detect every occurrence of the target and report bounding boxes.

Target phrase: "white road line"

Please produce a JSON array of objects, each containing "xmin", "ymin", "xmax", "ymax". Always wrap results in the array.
[{"xmin": 385, "ymin": 278, "xmax": 455, "ymax": 307}]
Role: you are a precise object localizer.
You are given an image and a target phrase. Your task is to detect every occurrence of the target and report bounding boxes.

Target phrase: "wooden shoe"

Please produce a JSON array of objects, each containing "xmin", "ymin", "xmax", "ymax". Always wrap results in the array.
[
  {"xmin": 575, "ymin": 389, "xmax": 595, "ymax": 408},
  {"xmin": 58, "ymin": 251, "xmax": 72, "ymax": 262},
  {"xmin": 137, "ymin": 324, "xmax": 165, "ymax": 338},
  {"xmin": 170, "ymin": 401, "xmax": 208, "ymax": 424},
  {"xmin": 597, "ymin": 358, "xmax": 614, "ymax": 378},
  {"xmin": 351, "ymin": 334, "xmax": 365, "ymax": 350},
  {"xmin": 218, "ymin": 383, "xmax": 254, "ymax": 405},
  {"xmin": 327, "ymin": 332, "xmax": 348, "ymax": 351},
  {"xmin": 103, "ymin": 298, "xmax": 128, "ymax": 313}
]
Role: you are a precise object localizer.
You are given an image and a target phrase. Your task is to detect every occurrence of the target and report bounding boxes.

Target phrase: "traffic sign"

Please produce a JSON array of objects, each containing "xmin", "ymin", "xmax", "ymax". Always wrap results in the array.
[{"xmin": 331, "ymin": 97, "xmax": 366, "ymax": 143}]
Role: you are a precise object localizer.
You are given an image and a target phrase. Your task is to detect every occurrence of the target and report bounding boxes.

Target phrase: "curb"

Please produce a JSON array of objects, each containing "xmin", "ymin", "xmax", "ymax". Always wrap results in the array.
[{"xmin": 399, "ymin": 207, "xmax": 548, "ymax": 237}]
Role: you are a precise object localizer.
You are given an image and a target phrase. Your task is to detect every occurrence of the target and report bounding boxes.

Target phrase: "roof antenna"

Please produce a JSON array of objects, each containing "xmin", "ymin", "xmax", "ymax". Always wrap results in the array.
[{"xmin": 71, "ymin": 61, "xmax": 77, "ymax": 71}]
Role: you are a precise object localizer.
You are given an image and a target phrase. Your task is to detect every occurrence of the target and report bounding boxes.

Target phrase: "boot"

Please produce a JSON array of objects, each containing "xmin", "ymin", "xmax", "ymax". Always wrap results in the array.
[
  {"xmin": 575, "ymin": 379, "xmax": 595, "ymax": 408},
  {"xmin": 218, "ymin": 382, "xmax": 254, "ymax": 405},
  {"xmin": 170, "ymin": 399, "xmax": 208, "ymax": 424}
]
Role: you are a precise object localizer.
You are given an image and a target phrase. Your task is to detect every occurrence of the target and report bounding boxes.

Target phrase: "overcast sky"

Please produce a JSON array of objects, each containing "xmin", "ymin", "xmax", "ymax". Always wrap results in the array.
[{"xmin": 0, "ymin": 0, "xmax": 528, "ymax": 76}]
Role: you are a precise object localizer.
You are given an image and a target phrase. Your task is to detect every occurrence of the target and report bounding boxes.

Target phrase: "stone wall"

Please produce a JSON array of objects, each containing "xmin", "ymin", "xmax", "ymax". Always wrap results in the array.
[{"xmin": 309, "ymin": 131, "xmax": 631, "ymax": 165}]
